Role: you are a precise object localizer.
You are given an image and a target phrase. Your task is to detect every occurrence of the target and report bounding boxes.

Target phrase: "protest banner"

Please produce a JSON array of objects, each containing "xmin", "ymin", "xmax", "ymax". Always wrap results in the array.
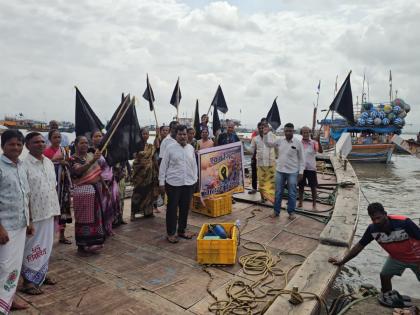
[{"xmin": 197, "ymin": 142, "xmax": 244, "ymax": 197}]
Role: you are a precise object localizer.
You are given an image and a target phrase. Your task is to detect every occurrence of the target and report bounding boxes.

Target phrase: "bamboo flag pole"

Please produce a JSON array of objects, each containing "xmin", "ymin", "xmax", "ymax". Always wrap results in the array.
[
  {"xmin": 105, "ymin": 95, "xmax": 130, "ymax": 137},
  {"xmin": 153, "ymin": 106, "xmax": 159, "ymax": 128},
  {"xmin": 100, "ymin": 98, "xmax": 132, "ymax": 154},
  {"xmin": 206, "ymin": 104, "xmax": 212, "ymax": 116}
]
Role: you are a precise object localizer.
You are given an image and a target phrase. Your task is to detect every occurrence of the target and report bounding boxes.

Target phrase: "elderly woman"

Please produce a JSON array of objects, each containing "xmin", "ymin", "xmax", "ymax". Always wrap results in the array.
[
  {"xmin": 69, "ymin": 136, "xmax": 105, "ymax": 253},
  {"xmin": 131, "ymin": 128, "xmax": 159, "ymax": 220},
  {"xmin": 43, "ymin": 129, "xmax": 72, "ymax": 244}
]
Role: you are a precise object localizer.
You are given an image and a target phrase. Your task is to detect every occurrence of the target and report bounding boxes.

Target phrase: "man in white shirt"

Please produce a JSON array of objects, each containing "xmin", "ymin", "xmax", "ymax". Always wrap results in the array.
[
  {"xmin": 249, "ymin": 122, "xmax": 277, "ymax": 203},
  {"xmin": 159, "ymin": 125, "xmax": 197, "ymax": 244},
  {"xmin": 158, "ymin": 120, "xmax": 179, "ymax": 161},
  {"xmin": 21, "ymin": 132, "xmax": 60, "ymax": 295},
  {"xmin": 264, "ymin": 123, "xmax": 305, "ymax": 220}
]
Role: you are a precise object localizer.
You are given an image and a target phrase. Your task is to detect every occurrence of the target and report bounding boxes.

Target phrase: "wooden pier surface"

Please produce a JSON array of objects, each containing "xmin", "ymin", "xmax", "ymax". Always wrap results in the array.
[{"xmin": 13, "ymin": 157, "xmax": 359, "ymax": 315}]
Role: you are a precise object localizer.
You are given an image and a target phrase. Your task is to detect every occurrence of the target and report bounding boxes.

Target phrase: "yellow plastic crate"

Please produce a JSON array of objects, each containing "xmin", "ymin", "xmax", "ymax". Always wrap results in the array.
[
  {"xmin": 191, "ymin": 192, "xmax": 232, "ymax": 217},
  {"xmin": 197, "ymin": 223, "xmax": 238, "ymax": 265}
]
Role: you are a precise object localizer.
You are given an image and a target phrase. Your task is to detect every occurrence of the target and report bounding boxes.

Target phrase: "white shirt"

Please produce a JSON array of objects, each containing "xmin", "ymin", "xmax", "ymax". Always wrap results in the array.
[
  {"xmin": 264, "ymin": 132, "xmax": 305, "ymax": 174},
  {"xmin": 250, "ymin": 134, "xmax": 276, "ymax": 167},
  {"xmin": 159, "ymin": 134, "xmax": 177, "ymax": 159},
  {"xmin": 159, "ymin": 142, "xmax": 197, "ymax": 186},
  {"xmin": 24, "ymin": 154, "xmax": 60, "ymax": 222},
  {"xmin": 302, "ymin": 139, "xmax": 318, "ymax": 171}
]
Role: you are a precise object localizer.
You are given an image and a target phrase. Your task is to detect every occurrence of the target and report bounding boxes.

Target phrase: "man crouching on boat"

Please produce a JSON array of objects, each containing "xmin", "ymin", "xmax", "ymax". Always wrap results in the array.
[{"xmin": 329, "ymin": 202, "xmax": 420, "ymax": 306}]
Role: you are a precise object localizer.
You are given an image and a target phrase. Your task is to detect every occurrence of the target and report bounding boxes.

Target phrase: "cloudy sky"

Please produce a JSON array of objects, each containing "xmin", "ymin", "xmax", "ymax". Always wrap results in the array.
[{"xmin": 1, "ymin": 0, "xmax": 419, "ymax": 131}]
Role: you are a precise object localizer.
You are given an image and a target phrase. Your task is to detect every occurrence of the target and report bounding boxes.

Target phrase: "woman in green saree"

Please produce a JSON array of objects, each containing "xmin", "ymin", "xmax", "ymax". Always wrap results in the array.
[{"xmin": 131, "ymin": 128, "xmax": 159, "ymax": 220}]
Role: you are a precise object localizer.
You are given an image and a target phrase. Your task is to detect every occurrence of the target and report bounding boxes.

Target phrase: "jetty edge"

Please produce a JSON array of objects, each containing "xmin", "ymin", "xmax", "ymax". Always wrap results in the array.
[{"xmin": 265, "ymin": 154, "xmax": 360, "ymax": 314}]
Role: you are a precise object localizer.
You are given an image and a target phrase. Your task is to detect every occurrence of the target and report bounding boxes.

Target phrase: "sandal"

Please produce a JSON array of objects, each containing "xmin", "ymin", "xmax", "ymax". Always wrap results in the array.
[
  {"xmin": 378, "ymin": 291, "xmax": 412, "ymax": 308},
  {"xmin": 59, "ymin": 238, "xmax": 72, "ymax": 245},
  {"xmin": 391, "ymin": 290, "xmax": 412, "ymax": 302},
  {"xmin": 20, "ymin": 284, "xmax": 43, "ymax": 295},
  {"xmin": 167, "ymin": 235, "xmax": 179, "ymax": 243},
  {"xmin": 43, "ymin": 276, "xmax": 57, "ymax": 285},
  {"xmin": 178, "ymin": 232, "xmax": 195, "ymax": 239}
]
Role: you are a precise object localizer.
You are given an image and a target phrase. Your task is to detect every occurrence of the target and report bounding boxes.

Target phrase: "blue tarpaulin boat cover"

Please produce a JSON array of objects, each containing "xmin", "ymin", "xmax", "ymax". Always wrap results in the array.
[{"xmin": 330, "ymin": 126, "xmax": 400, "ymax": 141}]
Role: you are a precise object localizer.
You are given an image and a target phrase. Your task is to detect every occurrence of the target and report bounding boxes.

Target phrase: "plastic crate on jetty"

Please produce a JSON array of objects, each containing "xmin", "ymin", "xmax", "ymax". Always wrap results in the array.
[
  {"xmin": 196, "ymin": 223, "xmax": 238, "ymax": 265},
  {"xmin": 191, "ymin": 192, "xmax": 232, "ymax": 217}
]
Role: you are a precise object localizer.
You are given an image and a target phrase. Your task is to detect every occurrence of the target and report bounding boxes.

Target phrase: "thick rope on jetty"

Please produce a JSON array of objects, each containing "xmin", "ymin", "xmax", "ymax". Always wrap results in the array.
[{"xmin": 205, "ymin": 241, "xmax": 330, "ymax": 315}]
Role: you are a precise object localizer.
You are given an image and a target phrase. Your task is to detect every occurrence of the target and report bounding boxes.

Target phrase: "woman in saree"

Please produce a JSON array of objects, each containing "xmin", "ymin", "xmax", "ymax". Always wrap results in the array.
[
  {"xmin": 69, "ymin": 136, "xmax": 105, "ymax": 253},
  {"xmin": 43, "ymin": 129, "xmax": 72, "ymax": 244},
  {"xmin": 131, "ymin": 128, "xmax": 159, "ymax": 220},
  {"xmin": 91, "ymin": 130, "xmax": 122, "ymax": 233},
  {"xmin": 197, "ymin": 127, "xmax": 214, "ymax": 150}
]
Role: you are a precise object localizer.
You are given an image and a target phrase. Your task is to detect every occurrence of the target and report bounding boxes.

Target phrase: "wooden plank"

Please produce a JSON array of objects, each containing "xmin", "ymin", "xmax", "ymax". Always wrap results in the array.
[
  {"xmin": 155, "ymin": 267, "xmax": 233, "ymax": 309},
  {"xmin": 264, "ymin": 244, "xmax": 348, "ymax": 315},
  {"xmin": 319, "ymin": 156, "xmax": 359, "ymax": 247},
  {"xmin": 266, "ymin": 155, "xmax": 359, "ymax": 315}
]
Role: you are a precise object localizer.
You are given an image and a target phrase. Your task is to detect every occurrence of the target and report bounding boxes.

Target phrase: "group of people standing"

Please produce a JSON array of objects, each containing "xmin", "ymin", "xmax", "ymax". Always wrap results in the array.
[
  {"xmin": 0, "ymin": 120, "xmax": 128, "ymax": 313},
  {"xmin": 0, "ymin": 115, "xmax": 323, "ymax": 313},
  {"xmin": 248, "ymin": 118, "xmax": 322, "ymax": 220}
]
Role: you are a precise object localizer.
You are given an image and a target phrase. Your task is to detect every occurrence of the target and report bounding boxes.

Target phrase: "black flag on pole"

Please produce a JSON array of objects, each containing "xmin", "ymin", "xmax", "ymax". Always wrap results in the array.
[
  {"xmin": 75, "ymin": 86, "xmax": 104, "ymax": 137},
  {"xmin": 329, "ymin": 71, "xmax": 355, "ymax": 123},
  {"xmin": 212, "ymin": 105, "xmax": 221, "ymax": 136},
  {"xmin": 170, "ymin": 77, "xmax": 182, "ymax": 109},
  {"xmin": 266, "ymin": 97, "xmax": 281, "ymax": 130},
  {"xmin": 193, "ymin": 99, "xmax": 201, "ymax": 140},
  {"xmin": 102, "ymin": 97, "xmax": 141, "ymax": 166},
  {"xmin": 211, "ymin": 85, "xmax": 228, "ymax": 114},
  {"xmin": 142, "ymin": 74, "xmax": 155, "ymax": 111}
]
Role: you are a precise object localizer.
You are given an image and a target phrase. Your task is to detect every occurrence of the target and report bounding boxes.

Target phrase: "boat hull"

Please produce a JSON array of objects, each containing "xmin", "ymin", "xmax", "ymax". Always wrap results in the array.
[{"xmin": 348, "ymin": 144, "xmax": 395, "ymax": 163}]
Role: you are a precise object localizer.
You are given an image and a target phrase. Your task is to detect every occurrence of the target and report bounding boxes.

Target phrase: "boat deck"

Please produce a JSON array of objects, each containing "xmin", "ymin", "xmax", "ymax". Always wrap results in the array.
[{"xmin": 14, "ymin": 157, "xmax": 358, "ymax": 315}]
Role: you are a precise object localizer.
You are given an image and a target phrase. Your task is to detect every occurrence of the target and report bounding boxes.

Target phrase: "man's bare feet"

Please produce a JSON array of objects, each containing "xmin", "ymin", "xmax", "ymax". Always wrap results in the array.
[
  {"xmin": 11, "ymin": 297, "xmax": 28, "ymax": 310},
  {"xmin": 269, "ymin": 212, "xmax": 279, "ymax": 218}
]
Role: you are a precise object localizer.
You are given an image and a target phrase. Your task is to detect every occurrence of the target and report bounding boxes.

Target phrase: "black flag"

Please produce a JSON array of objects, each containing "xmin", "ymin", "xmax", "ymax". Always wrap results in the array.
[
  {"xmin": 102, "ymin": 97, "xmax": 141, "ymax": 166},
  {"xmin": 329, "ymin": 71, "xmax": 354, "ymax": 123},
  {"xmin": 212, "ymin": 105, "xmax": 221, "ymax": 136},
  {"xmin": 75, "ymin": 87, "xmax": 104, "ymax": 137},
  {"xmin": 211, "ymin": 85, "xmax": 228, "ymax": 114},
  {"xmin": 266, "ymin": 97, "xmax": 281, "ymax": 130},
  {"xmin": 193, "ymin": 99, "xmax": 201, "ymax": 140},
  {"xmin": 142, "ymin": 74, "xmax": 155, "ymax": 111},
  {"xmin": 170, "ymin": 77, "xmax": 182, "ymax": 109}
]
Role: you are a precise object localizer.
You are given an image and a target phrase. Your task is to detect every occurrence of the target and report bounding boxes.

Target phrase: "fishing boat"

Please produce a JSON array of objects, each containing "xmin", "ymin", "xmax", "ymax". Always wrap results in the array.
[
  {"xmin": 318, "ymin": 71, "xmax": 410, "ymax": 163},
  {"xmin": 320, "ymin": 119, "xmax": 396, "ymax": 163},
  {"xmin": 17, "ymin": 154, "xmax": 359, "ymax": 314}
]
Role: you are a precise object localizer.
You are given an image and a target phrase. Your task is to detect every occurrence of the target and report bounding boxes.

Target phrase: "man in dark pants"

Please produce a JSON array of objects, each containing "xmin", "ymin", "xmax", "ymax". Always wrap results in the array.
[
  {"xmin": 249, "ymin": 149, "xmax": 258, "ymax": 194},
  {"xmin": 159, "ymin": 125, "xmax": 197, "ymax": 243}
]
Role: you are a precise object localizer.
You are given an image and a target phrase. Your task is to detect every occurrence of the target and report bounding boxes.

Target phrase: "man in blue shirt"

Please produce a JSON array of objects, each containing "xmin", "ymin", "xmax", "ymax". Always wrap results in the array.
[
  {"xmin": 0, "ymin": 130, "xmax": 34, "ymax": 313},
  {"xmin": 217, "ymin": 121, "xmax": 239, "ymax": 145}
]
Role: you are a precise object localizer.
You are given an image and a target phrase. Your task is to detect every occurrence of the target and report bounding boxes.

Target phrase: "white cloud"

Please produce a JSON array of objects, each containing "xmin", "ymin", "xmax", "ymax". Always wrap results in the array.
[{"xmin": 0, "ymin": 0, "xmax": 419, "ymax": 131}]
